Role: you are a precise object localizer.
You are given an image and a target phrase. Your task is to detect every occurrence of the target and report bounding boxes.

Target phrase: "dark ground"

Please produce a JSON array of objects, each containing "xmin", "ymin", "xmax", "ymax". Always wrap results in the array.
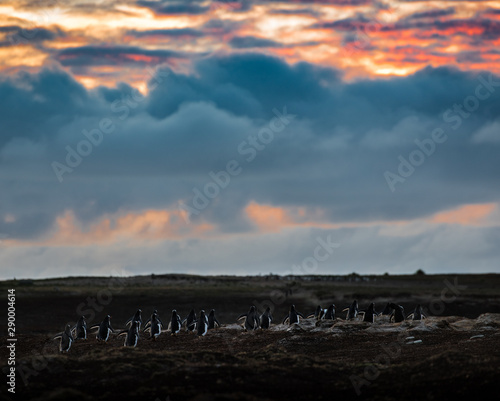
[{"xmin": 1, "ymin": 273, "xmax": 499, "ymax": 400}]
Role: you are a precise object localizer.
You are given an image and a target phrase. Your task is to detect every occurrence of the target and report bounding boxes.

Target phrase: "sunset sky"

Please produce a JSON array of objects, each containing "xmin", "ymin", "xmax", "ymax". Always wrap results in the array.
[{"xmin": 1, "ymin": 0, "xmax": 499, "ymax": 278}]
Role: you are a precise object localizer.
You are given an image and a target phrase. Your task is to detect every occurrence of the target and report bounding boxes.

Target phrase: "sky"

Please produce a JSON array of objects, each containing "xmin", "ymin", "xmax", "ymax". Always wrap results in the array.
[{"xmin": 0, "ymin": 0, "xmax": 499, "ymax": 279}]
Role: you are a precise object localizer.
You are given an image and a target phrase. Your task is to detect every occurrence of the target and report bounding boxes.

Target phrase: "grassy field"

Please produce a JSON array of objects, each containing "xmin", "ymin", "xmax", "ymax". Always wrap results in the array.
[{"xmin": 1, "ymin": 273, "xmax": 499, "ymax": 400}]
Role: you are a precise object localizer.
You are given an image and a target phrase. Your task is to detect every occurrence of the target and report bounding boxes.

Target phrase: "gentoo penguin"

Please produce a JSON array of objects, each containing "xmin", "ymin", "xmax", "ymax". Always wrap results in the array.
[
  {"xmin": 91, "ymin": 315, "xmax": 114, "ymax": 342},
  {"xmin": 143, "ymin": 309, "xmax": 157, "ymax": 328},
  {"xmin": 406, "ymin": 304, "xmax": 426, "ymax": 320},
  {"xmin": 197, "ymin": 310, "xmax": 208, "ymax": 336},
  {"xmin": 118, "ymin": 320, "xmax": 140, "ymax": 347},
  {"xmin": 53, "ymin": 324, "xmax": 74, "ymax": 352},
  {"xmin": 169, "ymin": 310, "xmax": 182, "ymax": 335},
  {"xmin": 260, "ymin": 307, "xmax": 273, "ymax": 329},
  {"xmin": 389, "ymin": 303, "xmax": 405, "ymax": 323},
  {"xmin": 306, "ymin": 305, "xmax": 325, "ymax": 320},
  {"xmin": 324, "ymin": 304, "xmax": 336, "ymax": 320},
  {"xmin": 360, "ymin": 303, "xmax": 379, "ymax": 323},
  {"xmin": 207, "ymin": 309, "xmax": 220, "ymax": 330},
  {"xmin": 282, "ymin": 304, "xmax": 304, "ymax": 325},
  {"xmin": 125, "ymin": 309, "xmax": 142, "ymax": 330},
  {"xmin": 237, "ymin": 306, "xmax": 260, "ymax": 330},
  {"xmin": 342, "ymin": 300, "xmax": 359, "ymax": 320},
  {"xmin": 72, "ymin": 315, "xmax": 87, "ymax": 340},
  {"xmin": 144, "ymin": 311, "xmax": 163, "ymax": 340},
  {"xmin": 183, "ymin": 309, "xmax": 197, "ymax": 332},
  {"xmin": 381, "ymin": 302, "xmax": 393, "ymax": 315}
]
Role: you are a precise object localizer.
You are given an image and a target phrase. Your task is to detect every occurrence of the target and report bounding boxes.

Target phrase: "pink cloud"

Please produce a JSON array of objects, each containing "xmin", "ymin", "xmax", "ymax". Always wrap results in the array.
[{"xmin": 429, "ymin": 203, "xmax": 497, "ymax": 226}]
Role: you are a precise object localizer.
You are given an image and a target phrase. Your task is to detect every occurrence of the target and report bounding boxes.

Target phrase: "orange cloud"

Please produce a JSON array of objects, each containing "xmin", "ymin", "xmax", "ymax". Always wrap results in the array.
[
  {"xmin": 2, "ymin": 1, "xmax": 500, "ymax": 85},
  {"xmin": 244, "ymin": 201, "xmax": 345, "ymax": 232},
  {"xmin": 429, "ymin": 203, "xmax": 497, "ymax": 226},
  {"xmin": 245, "ymin": 201, "xmax": 292, "ymax": 232},
  {"xmin": 245, "ymin": 201, "xmax": 500, "ymax": 234},
  {"xmin": 4, "ymin": 208, "xmax": 214, "ymax": 247}
]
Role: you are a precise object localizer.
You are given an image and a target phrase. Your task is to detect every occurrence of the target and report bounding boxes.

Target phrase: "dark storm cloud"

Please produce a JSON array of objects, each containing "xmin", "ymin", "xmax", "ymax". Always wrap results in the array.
[
  {"xmin": 257, "ymin": 0, "xmax": 369, "ymax": 5},
  {"xmin": 268, "ymin": 7, "xmax": 321, "ymax": 17},
  {"xmin": 202, "ymin": 18, "xmax": 246, "ymax": 35},
  {"xmin": 0, "ymin": 68, "xmax": 91, "ymax": 147},
  {"xmin": 228, "ymin": 36, "xmax": 319, "ymax": 49},
  {"xmin": 404, "ymin": 8, "xmax": 456, "ymax": 20},
  {"xmin": 134, "ymin": 0, "xmax": 369, "ymax": 16},
  {"xmin": 136, "ymin": 0, "xmax": 209, "ymax": 15},
  {"xmin": 483, "ymin": 8, "xmax": 500, "ymax": 15},
  {"xmin": 229, "ymin": 35, "xmax": 284, "ymax": 48},
  {"xmin": 379, "ymin": 18, "xmax": 500, "ymax": 40},
  {"xmin": 11, "ymin": 0, "xmax": 129, "ymax": 14},
  {"xmin": 1, "ymin": 54, "xmax": 500, "ymax": 242},
  {"xmin": 401, "ymin": 0, "xmax": 491, "ymax": 2},
  {"xmin": 315, "ymin": 15, "xmax": 373, "ymax": 31},
  {"xmin": 146, "ymin": 53, "xmax": 339, "ymax": 121},
  {"xmin": 127, "ymin": 28, "xmax": 205, "ymax": 38},
  {"xmin": 0, "ymin": 212, "xmax": 53, "ymax": 240},
  {"xmin": 0, "ymin": 25, "xmax": 63, "ymax": 47},
  {"xmin": 319, "ymin": 16, "xmax": 500, "ymax": 42},
  {"xmin": 455, "ymin": 51, "xmax": 484, "ymax": 63},
  {"xmin": 56, "ymin": 45, "xmax": 189, "ymax": 67}
]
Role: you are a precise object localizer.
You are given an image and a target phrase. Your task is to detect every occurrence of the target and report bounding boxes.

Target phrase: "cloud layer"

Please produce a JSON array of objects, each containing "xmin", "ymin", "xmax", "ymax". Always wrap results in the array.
[
  {"xmin": 1, "ymin": 1, "xmax": 500, "ymax": 278},
  {"xmin": 0, "ymin": 52, "xmax": 499, "ymax": 278},
  {"xmin": 2, "ymin": 0, "xmax": 500, "ymax": 88}
]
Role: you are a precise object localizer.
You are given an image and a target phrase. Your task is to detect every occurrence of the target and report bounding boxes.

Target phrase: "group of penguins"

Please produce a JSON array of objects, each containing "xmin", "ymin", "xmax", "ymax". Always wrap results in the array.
[
  {"xmin": 53, "ymin": 301, "xmax": 426, "ymax": 353},
  {"xmin": 53, "ymin": 308, "xmax": 219, "ymax": 352}
]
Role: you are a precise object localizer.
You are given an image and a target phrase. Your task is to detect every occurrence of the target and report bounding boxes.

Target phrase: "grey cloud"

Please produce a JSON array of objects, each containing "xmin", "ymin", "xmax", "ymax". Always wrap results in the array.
[
  {"xmin": 1, "ymin": 55, "xmax": 500, "ymax": 245},
  {"xmin": 136, "ymin": 1, "xmax": 209, "ymax": 15},
  {"xmin": 229, "ymin": 36, "xmax": 284, "ymax": 49},
  {"xmin": 2, "ymin": 224, "xmax": 499, "ymax": 279},
  {"xmin": 404, "ymin": 8, "xmax": 456, "ymax": 20},
  {"xmin": 127, "ymin": 28, "xmax": 205, "ymax": 38},
  {"xmin": 56, "ymin": 45, "xmax": 189, "ymax": 67}
]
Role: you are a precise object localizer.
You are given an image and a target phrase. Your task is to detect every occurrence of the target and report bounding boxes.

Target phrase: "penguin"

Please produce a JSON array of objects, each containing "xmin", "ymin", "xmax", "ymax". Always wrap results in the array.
[
  {"xmin": 118, "ymin": 320, "xmax": 140, "ymax": 347},
  {"xmin": 324, "ymin": 304, "xmax": 336, "ymax": 320},
  {"xmin": 360, "ymin": 303, "xmax": 379, "ymax": 323},
  {"xmin": 207, "ymin": 309, "xmax": 220, "ymax": 330},
  {"xmin": 143, "ymin": 311, "xmax": 163, "ymax": 340},
  {"xmin": 197, "ymin": 310, "xmax": 209, "ymax": 336},
  {"xmin": 237, "ymin": 306, "xmax": 260, "ymax": 330},
  {"xmin": 306, "ymin": 305, "xmax": 325, "ymax": 320},
  {"xmin": 389, "ymin": 303, "xmax": 405, "ymax": 323},
  {"xmin": 125, "ymin": 309, "xmax": 142, "ymax": 330},
  {"xmin": 168, "ymin": 309, "xmax": 182, "ymax": 335},
  {"xmin": 406, "ymin": 304, "xmax": 426, "ymax": 321},
  {"xmin": 260, "ymin": 307, "xmax": 273, "ymax": 329},
  {"xmin": 282, "ymin": 304, "xmax": 304, "ymax": 325},
  {"xmin": 381, "ymin": 302, "xmax": 393, "ymax": 315},
  {"xmin": 183, "ymin": 309, "xmax": 197, "ymax": 332},
  {"xmin": 90, "ymin": 315, "xmax": 114, "ymax": 342},
  {"xmin": 342, "ymin": 300, "xmax": 359, "ymax": 320},
  {"xmin": 143, "ymin": 309, "xmax": 158, "ymax": 328},
  {"xmin": 72, "ymin": 315, "xmax": 87, "ymax": 340},
  {"xmin": 53, "ymin": 324, "xmax": 74, "ymax": 352}
]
